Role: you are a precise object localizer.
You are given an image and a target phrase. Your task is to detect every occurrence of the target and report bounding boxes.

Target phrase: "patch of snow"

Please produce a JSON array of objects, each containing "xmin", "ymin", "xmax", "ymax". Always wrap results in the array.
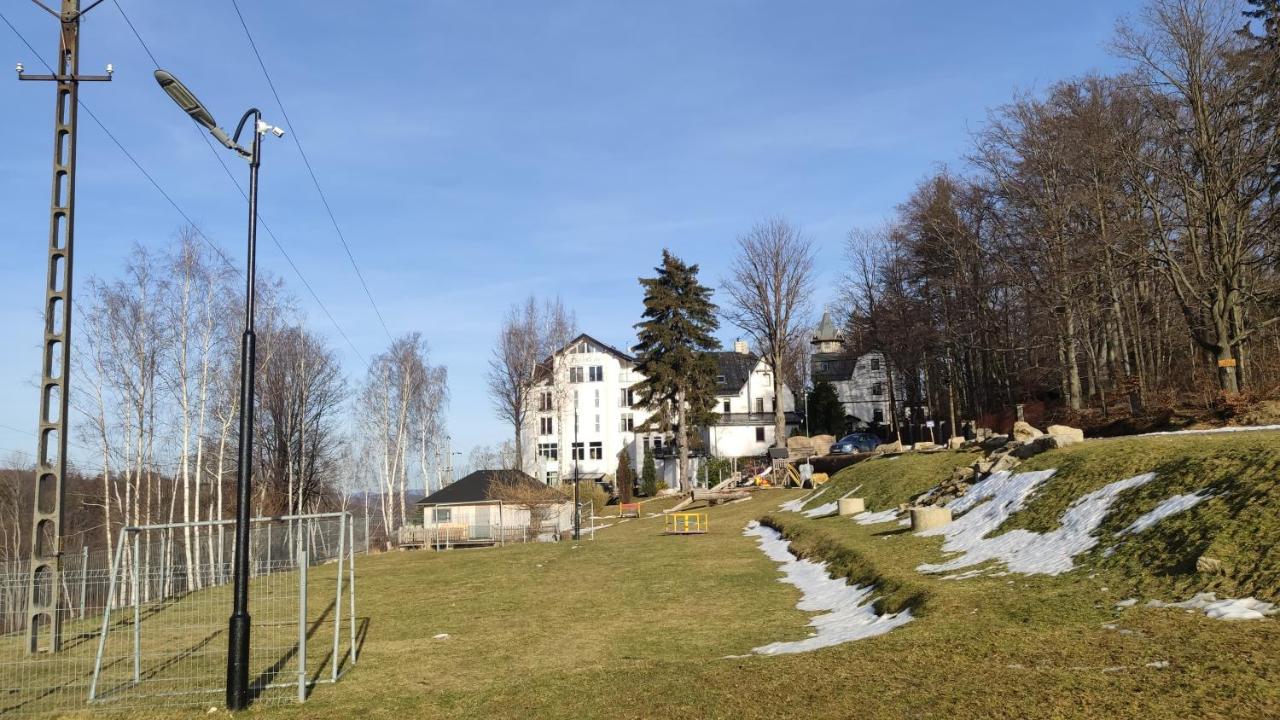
[
  {"xmin": 779, "ymin": 487, "xmax": 827, "ymax": 513},
  {"xmin": 918, "ymin": 471, "xmax": 1158, "ymax": 577},
  {"xmin": 942, "ymin": 569, "xmax": 986, "ymax": 581},
  {"xmin": 1122, "ymin": 491, "xmax": 1211, "ymax": 534},
  {"xmin": 1146, "ymin": 660, "xmax": 1170, "ymax": 669},
  {"xmin": 1115, "ymin": 598, "xmax": 1139, "ymax": 608},
  {"xmin": 897, "ymin": 518, "xmax": 911, "ymax": 526},
  {"xmin": 852, "ymin": 509, "xmax": 899, "ymax": 525},
  {"xmin": 743, "ymin": 523, "xmax": 913, "ymax": 655},
  {"xmin": 802, "ymin": 502, "xmax": 836, "ymax": 518},
  {"xmin": 1147, "ymin": 592, "xmax": 1277, "ymax": 621},
  {"xmin": 433, "ymin": 633, "xmax": 450, "ymax": 640},
  {"xmin": 1138, "ymin": 424, "xmax": 1280, "ymax": 437}
]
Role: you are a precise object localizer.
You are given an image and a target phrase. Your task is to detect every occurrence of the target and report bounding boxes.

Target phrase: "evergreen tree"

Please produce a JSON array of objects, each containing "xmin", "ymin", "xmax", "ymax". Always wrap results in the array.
[
  {"xmin": 615, "ymin": 448, "xmax": 635, "ymax": 503},
  {"xmin": 641, "ymin": 447, "xmax": 658, "ymax": 497},
  {"xmin": 632, "ymin": 250, "xmax": 720, "ymax": 492},
  {"xmin": 806, "ymin": 381, "xmax": 847, "ymax": 436}
]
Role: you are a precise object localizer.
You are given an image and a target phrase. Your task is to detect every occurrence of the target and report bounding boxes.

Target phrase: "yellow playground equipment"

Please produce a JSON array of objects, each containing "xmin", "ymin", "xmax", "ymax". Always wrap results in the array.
[{"xmin": 664, "ymin": 512, "xmax": 708, "ymax": 535}]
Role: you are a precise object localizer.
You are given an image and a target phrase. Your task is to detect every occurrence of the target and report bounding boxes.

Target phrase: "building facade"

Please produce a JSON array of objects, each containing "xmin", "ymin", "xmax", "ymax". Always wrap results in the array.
[
  {"xmin": 702, "ymin": 341, "xmax": 801, "ymax": 457},
  {"xmin": 810, "ymin": 312, "xmax": 893, "ymax": 429},
  {"xmin": 522, "ymin": 334, "xmax": 802, "ymax": 489}
]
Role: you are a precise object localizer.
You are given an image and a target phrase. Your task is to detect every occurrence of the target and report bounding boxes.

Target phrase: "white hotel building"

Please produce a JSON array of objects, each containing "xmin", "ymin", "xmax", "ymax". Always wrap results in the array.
[{"xmin": 521, "ymin": 334, "xmax": 798, "ymax": 488}]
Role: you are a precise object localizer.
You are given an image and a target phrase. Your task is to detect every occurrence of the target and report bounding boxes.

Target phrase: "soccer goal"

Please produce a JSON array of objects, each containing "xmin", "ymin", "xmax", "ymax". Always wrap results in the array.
[{"xmin": 85, "ymin": 512, "xmax": 358, "ymax": 711}]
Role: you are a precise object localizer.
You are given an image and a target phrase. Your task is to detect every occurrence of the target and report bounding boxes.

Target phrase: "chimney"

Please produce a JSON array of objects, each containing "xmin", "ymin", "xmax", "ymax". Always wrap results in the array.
[{"xmin": 733, "ymin": 339, "xmax": 749, "ymax": 355}]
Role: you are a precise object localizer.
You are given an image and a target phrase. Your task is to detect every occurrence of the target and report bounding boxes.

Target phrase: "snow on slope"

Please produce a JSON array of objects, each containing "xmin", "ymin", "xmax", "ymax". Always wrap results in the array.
[
  {"xmin": 852, "ymin": 509, "xmax": 900, "ymax": 525},
  {"xmin": 1138, "ymin": 424, "xmax": 1280, "ymax": 437},
  {"xmin": 744, "ymin": 522, "xmax": 913, "ymax": 654},
  {"xmin": 1145, "ymin": 593, "xmax": 1278, "ymax": 621},
  {"xmin": 801, "ymin": 488, "xmax": 862, "ymax": 518},
  {"xmin": 1122, "ymin": 491, "xmax": 1211, "ymax": 534},
  {"xmin": 917, "ymin": 470, "xmax": 1170, "ymax": 576},
  {"xmin": 779, "ymin": 487, "xmax": 827, "ymax": 513}
]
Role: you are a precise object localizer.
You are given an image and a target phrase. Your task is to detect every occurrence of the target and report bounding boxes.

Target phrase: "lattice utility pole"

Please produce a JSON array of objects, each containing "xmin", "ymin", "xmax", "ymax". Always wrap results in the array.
[{"xmin": 17, "ymin": 0, "xmax": 111, "ymax": 654}]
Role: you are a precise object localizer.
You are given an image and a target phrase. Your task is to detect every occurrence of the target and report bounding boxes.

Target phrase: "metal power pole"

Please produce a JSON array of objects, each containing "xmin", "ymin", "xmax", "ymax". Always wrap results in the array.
[{"xmin": 18, "ymin": 0, "xmax": 111, "ymax": 655}]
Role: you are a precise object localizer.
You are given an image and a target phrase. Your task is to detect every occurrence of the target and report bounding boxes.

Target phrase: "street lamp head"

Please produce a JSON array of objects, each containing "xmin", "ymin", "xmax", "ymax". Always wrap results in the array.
[{"xmin": 154, "ymin": 69, "xmax": 218, "ymax": 131}]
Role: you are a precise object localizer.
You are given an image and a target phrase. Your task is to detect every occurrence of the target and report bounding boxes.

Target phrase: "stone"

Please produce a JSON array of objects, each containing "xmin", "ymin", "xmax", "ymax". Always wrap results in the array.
[
  {"xmin": 990, "ymin": 453, "xmax": 1022, "ymax": 474},
  {"xmin": 1047, "ymin": 424, "xmax": 1085, "ymax": 445},
  {"xmin": 1196, "ymin": 555, "xmax": 1225, "ymax": 574},
  {"xmin": 973, "ymin": 460, "xmax": 994, "ymax": 475},
  {"xmin": 910, "ymin": 506, "xmax": 953, "ymax": 531},
  {"xmin": 948, "ymin": 436, "xmax": 966, "ymax": 450},
  {"xmin": 877, "ymin": 441, "xmax": 904, "ymax": 454},
  {"xmin": 1012, "ymin": 421, "xmax": 1043, "ymax": 443},
  {"xmin": 981, "ymin": 435, "xmax": 1011, "ymax": 451},
  {"xmin": 838, "ymin": 497, "xmax": 866, "ymax": 516},
  {"xmin": 913, "ymin": 441, "xmax": 937, "ymax": 451},
  {"xmin": 1011, "ymin": 435, "xmax": 1056, "ymax": 459}
]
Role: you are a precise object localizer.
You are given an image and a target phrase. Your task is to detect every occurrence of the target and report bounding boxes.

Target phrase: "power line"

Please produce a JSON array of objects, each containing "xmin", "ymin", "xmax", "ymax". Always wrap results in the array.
[
  {"xmin": 3, "ymin": 4, "xmax": 370, "ymax": 368},
  {"xmin": 227, "ymin": 0, "xmax": 397, "ymax": 345}
]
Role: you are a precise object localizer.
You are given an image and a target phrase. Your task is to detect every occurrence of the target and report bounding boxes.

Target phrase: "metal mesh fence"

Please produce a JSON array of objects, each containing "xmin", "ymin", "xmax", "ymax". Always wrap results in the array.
[{"xmin": 0, "ymin": 512, "xmax": 360, "ymax": 716}]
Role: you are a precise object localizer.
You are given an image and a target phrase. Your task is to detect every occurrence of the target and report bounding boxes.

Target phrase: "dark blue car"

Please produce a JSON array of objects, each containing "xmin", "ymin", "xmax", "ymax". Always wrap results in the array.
[{"xmin": 830, "ymin": 433, "xmax": 881, "ymax": 454}]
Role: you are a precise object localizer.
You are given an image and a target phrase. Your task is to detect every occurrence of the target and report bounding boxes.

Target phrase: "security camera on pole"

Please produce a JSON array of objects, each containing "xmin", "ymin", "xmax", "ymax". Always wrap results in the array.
[{"xmin": 153, "ymin": 69, "xmax": 283, "ymax": 711}]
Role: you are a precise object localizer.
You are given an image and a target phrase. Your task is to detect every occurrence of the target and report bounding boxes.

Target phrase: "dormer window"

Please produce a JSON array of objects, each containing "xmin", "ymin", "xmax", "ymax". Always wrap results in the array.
[{"xmin": 716, "ymin": 375, "xmax": 726, "ymax": 383}]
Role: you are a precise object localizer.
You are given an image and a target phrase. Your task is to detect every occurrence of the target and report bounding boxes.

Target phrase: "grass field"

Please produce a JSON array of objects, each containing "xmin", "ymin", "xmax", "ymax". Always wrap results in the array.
[{"xmin": 37, "ymin": 431, "xmax": 1280, "ymax": 719}]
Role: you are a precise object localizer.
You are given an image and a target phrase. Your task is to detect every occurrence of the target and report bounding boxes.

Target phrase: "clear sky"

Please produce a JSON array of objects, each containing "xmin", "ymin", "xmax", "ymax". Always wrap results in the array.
[{"xmin": 0, "ymin": 0, "xmax": 1145, "ymax": 470}]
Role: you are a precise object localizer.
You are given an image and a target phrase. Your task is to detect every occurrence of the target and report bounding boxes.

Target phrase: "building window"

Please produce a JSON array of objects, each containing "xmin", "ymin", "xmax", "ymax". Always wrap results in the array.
[
  {"xmin": 871, "ymin": 382, "xmax": 884, "ymax": 397},
  {"xmin": 569, "ymin": 366, "xmax": 584, "ymax": 383},
  {"xmin": 722, "ymin": 400, "xmax": 730, "ymax": 413},
  {"xmin": 642, "ymin": 436, "xmax": 650, "ymax": 451},
  {"xmin": 538, "ymin": 443, "xmax": 558, "ymax": 460},
  {"xmin": 433, "ymin": 508, "xmax": 451, "ymax": 524},
  {"xmin": 620, "ymin": 413, "xmax": 634, "ymax": 432},
  {"xmin": 716, "ymin": 374, "xmax": 726, "ymax": 383},
  {"xmin": 755, "ymin": 398, "xmax": 764, "ymax": 413},
  {"xmin": 589, "ymin": 365, "xmax": 604, "ymax": 382},
  {"xmin": 539, "ymin": 416, "xmax": 554, "ymax": 435},
  {"xmin": 594, "ymin": 414, "xmax": 601, "ymax": 432},
  {"xmin": 653, "ymin": 436, "xmax": 664, "ymax": 450},
  {"xmin": 870, "ymin": 358, "xmax": 881, "ymax": 371},
  {"xmin": 755, "ymin": 427, "xmax": 766, "ymax": 442},
  {"xmin": 572, "ymin": 442, "xmax": 585, "ymax": 460},
  {"xmin": 873, "ymin": 408, "xmax": 885, "ymax": 423},
  {"xmin": 539, "ymin": 390, "xmax": 552, "ymax": 411},
  {"xmin": 589, "ymin": 442, "xmax": 603, "ymax": 460},
  {"xmin": 594, "ymin": 389, "xmax": 600, "ymax": 408},
  {"xmin": 545, "ymin": 470, "xmax": 558, "ymax": 485}
]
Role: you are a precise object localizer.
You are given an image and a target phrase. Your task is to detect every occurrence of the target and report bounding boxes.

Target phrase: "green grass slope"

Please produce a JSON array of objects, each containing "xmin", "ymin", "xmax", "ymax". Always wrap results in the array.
[
  {"xmin": 803, "ymin": 451, "xmax": 975, "ymax": 512},
  {"xmin": 1000, "ymin": 431, "xmax": 1280, "ymax": 601}
]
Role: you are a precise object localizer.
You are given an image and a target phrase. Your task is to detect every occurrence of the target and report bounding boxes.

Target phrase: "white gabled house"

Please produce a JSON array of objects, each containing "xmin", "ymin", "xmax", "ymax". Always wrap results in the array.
[
  {"xmin": 521, "ymin": 333, "xmax": 802, "ymax": 492},
  {"xmin": 702, "ymin": 341, "xmax": 800, "ymax": 457}
]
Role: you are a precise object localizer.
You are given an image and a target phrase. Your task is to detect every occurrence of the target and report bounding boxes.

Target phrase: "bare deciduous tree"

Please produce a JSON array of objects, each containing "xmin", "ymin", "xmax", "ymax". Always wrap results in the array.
[{"xmin": 723, "ymin": 218, "xmax": 816, "ymax": 446}]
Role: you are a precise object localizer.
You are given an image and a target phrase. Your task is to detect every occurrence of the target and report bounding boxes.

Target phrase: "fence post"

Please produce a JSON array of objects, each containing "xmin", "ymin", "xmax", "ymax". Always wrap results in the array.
[
  {"xmin": 131, "ymin": 533, "xmax": 141, "ymax": 684},
  {"xmin": 267, "ymin": 522, "xmax": 273, "ymax": 572},
  {"xmin": 348, "ymin": 519, "xmax": 357, "ymax": 666},
  {"xmin": 88, "ymin": 529, "xmax": 129, "ymax": 703},
  {"xmin": 297, "ymin": 546, "xmax": 308, "ymax": 703},
  {"xmin": 79, "ymin": 545, "xmax": 89, "ymax": 619},
  {"xmin": 331, "ymin": 514, "xmax": 347, "ymax": 683}
]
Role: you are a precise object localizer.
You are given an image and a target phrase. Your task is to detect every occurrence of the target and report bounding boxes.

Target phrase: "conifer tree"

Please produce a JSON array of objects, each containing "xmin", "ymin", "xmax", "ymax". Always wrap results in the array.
[
  {"xmin": 633, "ymin": 250, "xmax": 720, "ymax": 492},
  {"xmin": 615, "ymin": 448, "xmax": 635, "ymax": 503},
  {"xmin": 641, "ymin": 447, "xmax": 658, "ymax": 497},
  {"xmin": 807, "ymin": 381, "xmax": 847, "ymax": 436}
]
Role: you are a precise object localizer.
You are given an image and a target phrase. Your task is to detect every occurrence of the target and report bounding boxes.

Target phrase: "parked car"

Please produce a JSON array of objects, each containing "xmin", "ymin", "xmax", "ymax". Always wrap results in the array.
[{"xmin": 829, "ymin": 433, "xmax": 881, "ymax": 454}]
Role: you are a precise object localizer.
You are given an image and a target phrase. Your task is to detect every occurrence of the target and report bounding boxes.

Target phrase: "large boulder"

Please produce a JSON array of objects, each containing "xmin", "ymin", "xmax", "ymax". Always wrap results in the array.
[
  {"xmin": 786, "ymin": 436, "xmax": 813, "ymax": 452},
  {"xmin": 1012, "ymin": 421, "xmax": 1043, "ymax": 443},
  {"xmin": 811, "ymin": 435, "xmax": 836, "ymax": 455},
  {"xmin": 913, "ymin": 441, "xmax": 937, "ymax": 452},
  {"xmin": 1011, "ymin": 435, "xmax": 1056, "ymax": 459},
  {"xmin": 989, "ymin": 453, "xmax": 1022, "ymax": 474},
  {"xmin": 947, "ymin": 436, "xmax": 966, "ymax": 450},
  {"xmin": 1047, "ymin": 424, "xmax": 1085, "ymax": 445},
  {"xmin": 877, "ymin": 440, "xmax": 904, "ymax": 454}
]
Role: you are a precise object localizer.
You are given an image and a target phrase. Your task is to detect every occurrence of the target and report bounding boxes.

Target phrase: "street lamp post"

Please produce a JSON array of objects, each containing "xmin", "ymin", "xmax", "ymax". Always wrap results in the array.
[
  {"xmin": 572, "ymin": 395, "xmax": 581, "ymax": 541},
  {"xmin": 154, "ymin": 69, "xmax": 283, "ymax": 712}
]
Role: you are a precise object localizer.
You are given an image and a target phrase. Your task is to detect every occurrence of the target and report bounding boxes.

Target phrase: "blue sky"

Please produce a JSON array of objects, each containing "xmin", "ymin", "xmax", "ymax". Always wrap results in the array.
[{"xmin": 0, "ymin": 0, "xmax": 1144, "ymax": 468}]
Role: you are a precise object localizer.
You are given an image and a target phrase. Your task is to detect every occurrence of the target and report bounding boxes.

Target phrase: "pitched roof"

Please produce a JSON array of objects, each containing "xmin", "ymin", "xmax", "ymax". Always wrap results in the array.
[
  {"xmin": 414, "ymin": 470, "xmax": 566, "ymax": 506},
  {"xmin": 711, "ymin": 351, "xmax": 759, "ymax": 395},
  {"xmin": 813, "ymin": 311, "xmax": 841, "ymax": 343}
]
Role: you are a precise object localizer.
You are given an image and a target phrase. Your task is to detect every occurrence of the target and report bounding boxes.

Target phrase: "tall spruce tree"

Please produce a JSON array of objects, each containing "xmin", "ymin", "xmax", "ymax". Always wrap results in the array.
[
  {"xmin": 806, "ymin": 381, "xmax": 847, "ymax": 436},
  {"xmin": 632, "ymin": 250, "xmax": 720, "ymax": 492}
]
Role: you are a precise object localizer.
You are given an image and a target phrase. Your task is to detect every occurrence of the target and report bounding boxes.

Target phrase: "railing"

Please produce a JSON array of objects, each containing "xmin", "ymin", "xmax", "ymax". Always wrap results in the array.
[
  {"xmin": 664, "ymin": 513, "xmax": 709, "ymax": 534},
  {"xmin": 395, "ymin": 524, "xmax": 560, "ymax": 549}
]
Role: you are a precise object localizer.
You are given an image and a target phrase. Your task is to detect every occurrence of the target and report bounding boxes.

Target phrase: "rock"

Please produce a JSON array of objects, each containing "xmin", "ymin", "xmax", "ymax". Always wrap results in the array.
[
  {"xmin": 1047, "ymin": 424, "xmax": 1085, "ymax": 444},
  {"xmin": 1011, "ymin": 435, "xmax": 1056, "ymax": 459},
  {"xmin": 877, "ymin": 441, "xmax": 903, "ymax": 454},
  {"xmin": 1196, "ymin": 555, "xmax": 1225, "ymax": 574},
  {"xmin": 1012, "ymin": 421, "xmax": 1043, "ymax": 442},
  {"xmin": 948, "ymin": 436, "xmax": 966, "ymax": 450},
  {"xmin": 786, "ymin": 436, "xmax": 813, "ymax": 451},
  {"xmin": 990, "ymin": 453, "xmax": 1022, "ymax": 474},
  {"xmin": 913, "ymin": 441, "xmax": 937, "ymax": 451},
  {"xmin": 981, "ymin": 435, "xmax": 1011, "ymax": 451}
]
